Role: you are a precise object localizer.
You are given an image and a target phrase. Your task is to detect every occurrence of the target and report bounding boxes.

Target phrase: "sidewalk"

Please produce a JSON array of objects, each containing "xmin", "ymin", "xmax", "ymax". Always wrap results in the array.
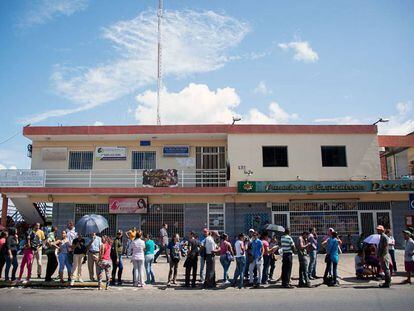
[{"xmin": 0, "ymin": 250, "xmax": 410, "ymax": 289}]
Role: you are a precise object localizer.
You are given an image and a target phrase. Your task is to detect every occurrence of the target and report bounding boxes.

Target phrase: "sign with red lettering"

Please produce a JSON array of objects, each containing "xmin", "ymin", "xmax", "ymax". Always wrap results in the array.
[{"xmin": 109, "ymin": 197, "xmax": 148, "ymax": 214}]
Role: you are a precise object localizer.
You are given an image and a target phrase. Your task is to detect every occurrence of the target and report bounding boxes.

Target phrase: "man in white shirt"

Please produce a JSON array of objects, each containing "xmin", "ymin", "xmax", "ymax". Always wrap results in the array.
[
  {"xmin": 232, "ymin": 233, "xmax": 246, "ymax": 289},
  {"xmin": 203, "ymin": 231, "xmax": 219, "ymax": 289},
  {"xmin": 87, "ymin": 232, "xmax": 102, "ymax": 281}
]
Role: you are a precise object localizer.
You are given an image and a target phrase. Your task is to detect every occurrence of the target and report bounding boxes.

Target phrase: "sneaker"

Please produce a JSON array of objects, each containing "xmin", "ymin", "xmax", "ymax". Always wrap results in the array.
[
  {"xmin": 98, "ymin": 282, "xmax": 102, "ymax": 290},
  {"xmin": 167, "ymin": 282, "xmax": 171, "ymax": 287},
  {"xmin": 78, "ymin": 278, "xmax": 84, "ymax": 283},
  {"xmin": 70, "ymin": 280, "xmax": 75, "ymax": 286},
  {"xmin": 105, "ymin": 282, "xmax": 110, "ymax": 290}
]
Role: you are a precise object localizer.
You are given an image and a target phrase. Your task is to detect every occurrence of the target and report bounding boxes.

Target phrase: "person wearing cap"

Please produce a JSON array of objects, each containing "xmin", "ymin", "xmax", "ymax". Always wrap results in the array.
[
  {"xmin": 377, "ymin": 225, "xmax": 391, "ymax": 288},
  {"xmin": 402, "ymin": 230, "xmax": 414, "ymax": 284},
  {"xmin": 110, "ymin": 230, "xmax": 124, "ymax": 285}
]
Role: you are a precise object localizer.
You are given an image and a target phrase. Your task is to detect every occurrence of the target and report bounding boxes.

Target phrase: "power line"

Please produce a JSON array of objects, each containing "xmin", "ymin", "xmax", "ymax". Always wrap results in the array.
[{"xmin": 0, "ymin": 131, "xmax": 20, "ymax": 146}]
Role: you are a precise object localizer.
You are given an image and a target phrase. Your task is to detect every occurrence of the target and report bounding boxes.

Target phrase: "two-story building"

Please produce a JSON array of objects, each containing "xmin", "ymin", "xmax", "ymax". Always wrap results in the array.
[{"xmin": 1, "ymin": 124, "xmax": 413, "ymax": 246}]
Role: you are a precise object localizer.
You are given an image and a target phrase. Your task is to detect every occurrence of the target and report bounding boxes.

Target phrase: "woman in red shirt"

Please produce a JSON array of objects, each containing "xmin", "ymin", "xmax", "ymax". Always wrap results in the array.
[{"xmin": 97, "ymin": 235, "xmax": 112, "ymax": 290}]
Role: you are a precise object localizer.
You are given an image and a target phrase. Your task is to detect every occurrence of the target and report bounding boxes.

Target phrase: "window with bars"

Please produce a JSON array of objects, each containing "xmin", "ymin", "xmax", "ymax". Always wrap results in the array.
[
  {"xmin": 208, "ymin": 203, "xmax": 225, "ymax": 234},
  {"xmin": 141, "ymin": 204, "xmax": 184, "ymax": 239},
  {"xmin": 262, "ymin": 146, "xmax": 288, "ymax": 167},
  {"xmin": 132, "ymin": 151, "xmax": 156, "ymax": 169},
  {"xmin": 195, "ymin": 147, "xmax": 226, "ymax": 187},
  {"xmin": 69, "ymin": 151, "xmax": 93, "ymax": 170}
]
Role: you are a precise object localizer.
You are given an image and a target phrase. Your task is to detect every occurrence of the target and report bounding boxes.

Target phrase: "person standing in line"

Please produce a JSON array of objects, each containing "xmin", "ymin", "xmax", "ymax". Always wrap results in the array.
[
  {"xmin": 167, "ymin": 233, "xmax": 181, "ymax": 286},
  {"xmin": 31, "ymin": 223, "xmax": 45, "ymax": 279},
  {"xmin": 44, "ymin": 227, "xmax": 58, "ymax": 282},
  {"xmin": 386, "ymin": 229, "xmax": 397, "ymax": 274},
  {"xmin": 402, "ymin": 230, "xmax": 414, "ymax": 284},
  {"xmin": 307, "ymin": 227, "xmax": 318, "ymax": 280},
  {"xmin": 184, "ymin": 231, "xmax": 199, "ymax": 288},
  {"xmin": 219, "ymin": 233, "xmax": 234, "ymax": 286},
  {"xmin": 4, "ymin": 228, "xmax": 18, "ymax": 282},
  {"xmin": 249, "ymin": 231, "xmax": 264, "ymax": 288},
  {"xmin": 281, "ymin": 228, "xmax": 296, "ymax": 288},
  {"xmin": 154, "ymin": 223, "xmax": 169, "ymax": 263},
  {"xmin": 71, "ymin": 233, "xmax": 86, "ymax": 285},
  {"xmin": 377, "ymin": 225, "xmax": 392, "ymax": 288},
  {"xmin": 97, "ymin": 235, "xmax": 112, "ymax": 290},
  {"xmin": 322, "ymin": 228, "xmax": 335, "ymax": 284},
  {"xmin": 203, "ymin": 230, "xmax": 219, "ymax": 289},
  {"xmin": 297, "ymin": 231, "xmax": 311, "ymax": 287},
  {"xmin": 56, "ymin": 230, "xmax": 72, "ymax": 283},
  {"xmin": 87, "ymin": 232, "xmax": 102, "ymax": 282},
  {"xmin": 232, "ymin": 233, "xmax": 246, "ymax": 289},
  {"xmin": 199, "ymin": 228, "xmax": 209, "ymax": 283},
  {"xmin": 129, "ymin": 230, "xmax": 146, "ymax": 287},
  {"xmin": 326, "ymin": 231, "xmax": 340, "ymax": 287},
  {"xmin": 65, "ymin": 220, "xmax": 77, "ymax": 267},
  {"xmin": 0, "ymin": 231, "xmax": 8, "ymax": 279},
  {"xmin": 17, "ymin": 234, "xmax": 34, "ymax": 283},
  {"xmin": 110, "ymin": 230, "xmax": 124, "ymax": 286},
  {"xmin": 261, "ymin": 231, "xmax": 271, "ymax": 285},
  {"xmin": 144, "ymin": 233, "xmax": 156, "ymax": 285},
  {"xmin": 268, "ymin": 235, "xmax": 279, "ymax": 282}
]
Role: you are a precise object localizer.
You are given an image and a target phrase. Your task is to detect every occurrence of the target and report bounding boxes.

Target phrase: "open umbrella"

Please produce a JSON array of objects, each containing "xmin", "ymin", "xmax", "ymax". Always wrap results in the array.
[
  {"xmin": 265, "ymin": 224, "xmax": 285, "ymax": 233},
  {"xmin": 76, "ymin": 214, "xmax": 108, "ymax": 235},
  {"xmin": 363, "ymin": 234, "xmax": 381, "ymax": 245}
]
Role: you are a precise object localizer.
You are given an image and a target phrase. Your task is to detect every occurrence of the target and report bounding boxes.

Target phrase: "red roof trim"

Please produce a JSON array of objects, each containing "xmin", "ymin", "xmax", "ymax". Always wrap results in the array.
[
  {"xmin": 23, "ymin": 124, "xmax": 377, "ymax": 137},
  {"xmin": 1, "ymin": 187, "xmax": 237, "ymax": 195},
  {"xmin": 378, "ymin": 135, "xmax": 414, "ymax": 147}
]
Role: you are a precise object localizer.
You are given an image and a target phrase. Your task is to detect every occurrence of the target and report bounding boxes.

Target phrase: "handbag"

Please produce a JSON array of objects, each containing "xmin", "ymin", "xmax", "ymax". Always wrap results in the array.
[{"xmin": 226, "ymin": 251, "xmax": 234, "ymax": 262}]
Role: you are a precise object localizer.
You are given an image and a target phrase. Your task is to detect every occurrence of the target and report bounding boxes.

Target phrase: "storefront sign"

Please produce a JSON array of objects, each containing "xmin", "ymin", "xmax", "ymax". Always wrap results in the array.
[
  {"xmin": 238, "ymin": 180, "xmax": 414, "ymax": 193},
  {"xmin": 95, "ymin": 147, "xmax": 127, "ymax": 161},
  {"xmin": 109, "ymin": 197, "xmax": 148, "ymax": 214},
  {"xmin": 0, "ymin": 169, "xmax": 45, "ymax": 187},
  {"xmin": 409, "ymin": 194, "xmax": 414, "ymax": 211},
  {"xmin": 143, "ymin": 169, "xmax": 178, "ymax": 187},
  {"xmin": 163, "ymin": 146, "xmax": 189, "ymax": 157}
]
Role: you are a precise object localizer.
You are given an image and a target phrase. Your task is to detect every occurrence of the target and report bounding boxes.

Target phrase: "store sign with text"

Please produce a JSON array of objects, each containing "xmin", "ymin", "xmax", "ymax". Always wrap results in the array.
[
  {"xmin": 109, "ymin": 197, "xmax": 148, "ymax": 214},
  {"xmin": 95, "ymin": 147, "xmax": 127, "ymax": 161},
  {"xmin": 0, "ymin": 169, "xmax": 45, "ymax": 187},
  {"xmin": 238, "ymin": 180, "xmax": 414, "ymax": 193}
]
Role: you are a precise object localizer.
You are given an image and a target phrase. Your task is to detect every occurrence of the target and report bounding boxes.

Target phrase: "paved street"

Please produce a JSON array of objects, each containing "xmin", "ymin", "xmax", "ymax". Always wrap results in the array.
[{"xmin": 0, "ymin": 251, "xmax": 412, "ymax": 310}]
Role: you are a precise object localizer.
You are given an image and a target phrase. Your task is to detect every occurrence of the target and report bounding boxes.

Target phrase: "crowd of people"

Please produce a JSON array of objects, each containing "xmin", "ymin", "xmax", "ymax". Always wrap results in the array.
[{"xmin": 0, "ymin": 221, "xmax": 413, "ymax": 290}]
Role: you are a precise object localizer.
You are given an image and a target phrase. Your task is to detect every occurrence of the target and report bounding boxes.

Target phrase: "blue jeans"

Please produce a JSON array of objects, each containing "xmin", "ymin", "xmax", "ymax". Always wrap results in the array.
[
  {"xmin": 199, "ymin": 256, "xmax": 206, "ymax": 282},
  {"xmin": 5, "ymin": 251, "xmax": 18, "ymax": 281},
  {"xmin": 58, "ymin": 253, "xmax": 72, "ymax": 274},
  {"xmin": 232, "ymin": 256, "xmax": 246, "ymax": 288},
  {"xmin": 261, "ymin": 255, "xmax": 270, "ymax": 284},
  {"xmin": 145, "ymin": 254, "xmax": 155, "ymax": 283},
  {"xmin": 111, "ymin": 254, "xmax": 123, "ymax": 283},
  {"xmin": 220, "ymin": 254, "xmax": 231, "ymax": 282},
  {"xmin": 308, "ymin": 249, "xmax": 317, "ymax": 278}
]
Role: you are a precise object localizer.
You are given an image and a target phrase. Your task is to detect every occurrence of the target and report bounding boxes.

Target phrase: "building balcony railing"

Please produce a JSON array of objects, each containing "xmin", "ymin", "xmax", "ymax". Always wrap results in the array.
[{"xmin": 0, "ymin": 169, "xmax": 228, "ymax": 188}]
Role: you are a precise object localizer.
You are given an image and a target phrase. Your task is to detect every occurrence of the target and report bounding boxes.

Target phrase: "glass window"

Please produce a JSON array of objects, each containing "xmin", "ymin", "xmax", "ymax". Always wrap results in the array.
[
  {"xmin": 208, "ymin": 203, "xmax": 225, "ymax": 234},
  {"xmin": 132, "ymin": 151, "xmax": 156, "ymax": 169},
  {"xmin": 68, "ymin": 151, "xmax": 93, "ymax": 170},
  {"xmin": 262, "ymin": 146, "xmax": 288, "ymax": 167},
  {"xmin": 321, "ymin": 146, "xmax": 347, "ymax": 167}
]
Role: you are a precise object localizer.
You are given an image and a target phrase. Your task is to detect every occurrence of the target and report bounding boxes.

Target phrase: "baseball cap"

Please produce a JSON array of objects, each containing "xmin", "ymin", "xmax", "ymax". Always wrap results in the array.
[
  {"xmin": 376, "ymin": 225, "xmax": 385, "ymax": 231},
  {"xmin": 403, "ymin": 230, "xmax": 413, "ymax": 236},
  {"xmin": 249, "ymin": 228, "xmax": 255, "ymax": 232}
]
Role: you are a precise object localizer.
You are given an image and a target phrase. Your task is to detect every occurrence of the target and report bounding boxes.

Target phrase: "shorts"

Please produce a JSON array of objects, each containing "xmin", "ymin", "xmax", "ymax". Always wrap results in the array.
[{"xmin": 404, "ymin": 261, "xmax": 414, "ymax": 273}]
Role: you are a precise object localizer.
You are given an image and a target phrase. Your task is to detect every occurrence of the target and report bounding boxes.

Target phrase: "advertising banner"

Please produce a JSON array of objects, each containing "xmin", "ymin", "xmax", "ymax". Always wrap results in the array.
[
  {"xmin": 95, "ymin": 147, "xmax": 127, "ymax": 161},
  {"xmin": 109, "ymin": 197, "xmax": 148, "ymax": 214},
  {"xmin": 0, "ymin": 169, "xmax": 45, "ymax": 187},
  {"xmin": 143, "ymin": 169, "xmax": 178, "ymax": 187}
]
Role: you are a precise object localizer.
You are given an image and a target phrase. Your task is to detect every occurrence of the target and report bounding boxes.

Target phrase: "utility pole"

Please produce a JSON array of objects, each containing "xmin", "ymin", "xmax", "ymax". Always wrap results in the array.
[{"xmin": 156, "ymin": 0, "xmax": 163, "ymax": 125}]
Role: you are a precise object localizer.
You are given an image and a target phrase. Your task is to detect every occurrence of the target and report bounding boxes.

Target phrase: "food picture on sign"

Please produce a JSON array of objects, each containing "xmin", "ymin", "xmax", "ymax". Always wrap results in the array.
[
  {"xmin": 109, "ymin": 198, "xmax": 148, "ymax": 214},
  {"xmin": 142, "ymin": 169, "xmax": 178, "ymax": 187}
]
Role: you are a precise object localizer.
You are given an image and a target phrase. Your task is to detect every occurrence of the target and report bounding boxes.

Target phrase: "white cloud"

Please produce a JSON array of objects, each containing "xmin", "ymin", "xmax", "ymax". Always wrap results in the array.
[
  {"xmin": 378, "ymin": 101, "xmax": 414, "ymax": 135},
  {"xmin": 279, "ymin": 40, "xmax": 319, "ymax": 63},
  {"xmin": 314, "ymin": 116, "xmax": 364, "ymax": 125},
  {"xmin": 20, "ymin": 0, "xmax": 88, "ymax": 27},
  {"xmin": 314, "ymin": 101, "xmax": 414, "ymax": 135},
  {"xmin": 135, "ymin": 83, "xmax": 298, "ymax": 125},
  {"xmin": 253, "ymin": 81, "xmax": 272, "ymax": 95},
  {"xmin": 21, "ymin": 9, "xmax": 249, "ymax": 124},
  {"xmin": 93, "ymin": 121, "xmax": 104, "ymax": 126}
]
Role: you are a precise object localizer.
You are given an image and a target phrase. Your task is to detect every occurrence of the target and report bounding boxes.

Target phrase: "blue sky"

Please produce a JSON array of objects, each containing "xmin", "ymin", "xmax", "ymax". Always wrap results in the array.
[{"xmin": 0, "ymin": 0, "xmax": 413, "ymax": 169}]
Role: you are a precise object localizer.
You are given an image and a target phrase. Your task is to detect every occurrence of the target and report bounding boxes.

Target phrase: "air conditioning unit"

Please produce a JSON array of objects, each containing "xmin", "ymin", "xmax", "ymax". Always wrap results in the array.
[{"xmin": 27, "ymin": 144, "xmax": 32, "ymax": 158}]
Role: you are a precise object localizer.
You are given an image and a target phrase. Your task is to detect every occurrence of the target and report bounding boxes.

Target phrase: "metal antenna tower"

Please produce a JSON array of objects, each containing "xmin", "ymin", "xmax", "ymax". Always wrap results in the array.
[{"xmin": 156, "ymin": 0, "xmax": 163, "ymax": 125}]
